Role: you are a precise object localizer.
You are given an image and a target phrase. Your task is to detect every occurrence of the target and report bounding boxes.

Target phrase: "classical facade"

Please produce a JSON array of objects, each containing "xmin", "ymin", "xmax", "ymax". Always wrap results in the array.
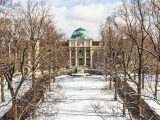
[{"xmin": 68, "ymin": 28, "xmax": 103, "ymax": 68}]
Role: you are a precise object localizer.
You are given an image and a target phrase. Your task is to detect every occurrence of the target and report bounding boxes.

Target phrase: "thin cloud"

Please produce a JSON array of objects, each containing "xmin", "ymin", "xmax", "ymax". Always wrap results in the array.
[
  {"xmin": 13, "ymin": 0, "xmax": 120, "ymax": 39},
  {"xmin": 53, "ymin": 3, "xmax": 115, "ymax": 39}
]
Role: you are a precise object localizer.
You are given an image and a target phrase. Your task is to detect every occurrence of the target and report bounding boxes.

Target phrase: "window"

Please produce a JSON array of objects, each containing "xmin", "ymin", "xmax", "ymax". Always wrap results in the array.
[
  {"xmin": 79, "ymin": 49, "xmax": 83, "ymax": 57},
  {"xmin": 79, "ymin": 58, "xmax": 83, "ymax": 65},
  {"xmin": 86, "ymin": 58, "xmax": 90, "ymax": 65},
  {"xmin": 86, "ymin": 49, "xmax": 90, "ymax": 57}
]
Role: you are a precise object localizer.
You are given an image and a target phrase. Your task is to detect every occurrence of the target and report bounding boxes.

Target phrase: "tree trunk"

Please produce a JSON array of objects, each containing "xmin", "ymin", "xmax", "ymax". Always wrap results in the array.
[
  {"xmin": 109, "ymin": 78, "xmax": 112, "ymax": 90},
  {"xmin": 9, "ymin": 80, "xmax": 18, "ymax": 120},
  {"xmin": 114, "ymin": 77, "xmax": 118, "ymax": 101},
  {"xmin": 48, "ymin": 66, "xmax": 51, "ymax": 91},
  {"xmin": 123, "ymin": 74, "xmax": 127, "ymax": 116},
  {"xmin": 40, "ymin": 65, "xmax": 44, "ymax": 77},
  {"xmin": 137, "ymin": 59, "xmax": 142, "ymax": 120},
  {"xmin": 155, "ymin": 67, "xmax": 159, "ymax": 98},
  {"xmin": 134, "ymin": 70, "xmax": 136, "ymax": 81},
  {"xmin": 12, "ymin": 99, "xmax": 18, "ymax": 120},
  {"xmin": 32, "ymin": 64, "xmax": 36, "ymax": 89},
  {"xmin": 31, "ymin": 43, "xmax": 36, "ymax": 90},
  {"xmin": 31, "ymin": 43, "xmax": 38, "ymax": 120},
  {"xmin": 53, "ymin": 73, "xmax": 55, "ymax": 83},
  {"xmin": 31, "ymin": 58, "xmax": 36, "ymax": 120},
  {"xmin": 1, "ymin": 75, "xmax": 5, "ymax": 102},
  {"xmin": 141, "ymin": 71, "xmax": 144, "ymax": 89}
]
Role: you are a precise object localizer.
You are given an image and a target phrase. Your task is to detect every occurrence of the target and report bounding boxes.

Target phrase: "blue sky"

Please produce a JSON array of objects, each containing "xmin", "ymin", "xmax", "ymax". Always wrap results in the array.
[{"xmin": 13, "ymin": 0, "xmax": 120, "ymax": 39}]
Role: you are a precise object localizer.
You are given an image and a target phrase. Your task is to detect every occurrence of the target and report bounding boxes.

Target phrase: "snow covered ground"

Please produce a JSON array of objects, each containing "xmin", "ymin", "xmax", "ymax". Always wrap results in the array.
[
  {"xmin": 36, "ymin": 75, "xmax": 129, "ymax": 120},
  {"xmin": 126, "ymin": 74, "xmax": 160, "ymax": 116},
  {"xmin": 0, "ymin": 75, "xmax": 32, "ymax": 117}
]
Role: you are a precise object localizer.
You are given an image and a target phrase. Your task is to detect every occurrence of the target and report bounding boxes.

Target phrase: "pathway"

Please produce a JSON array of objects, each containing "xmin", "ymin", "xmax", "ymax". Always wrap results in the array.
[{"xmin": 36, "ymin": 75, "xmax": 127, "ymax": 120}]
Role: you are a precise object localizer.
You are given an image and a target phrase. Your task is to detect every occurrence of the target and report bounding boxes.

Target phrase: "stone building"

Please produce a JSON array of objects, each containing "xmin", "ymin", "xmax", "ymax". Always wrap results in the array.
[{"xmin": 68, "ymin": 28, "xmax": 103, "ymax": 68}]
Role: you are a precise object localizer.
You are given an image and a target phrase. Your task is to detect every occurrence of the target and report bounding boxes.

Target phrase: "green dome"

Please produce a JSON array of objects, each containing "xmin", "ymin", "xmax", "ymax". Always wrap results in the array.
[{"xmin": 71, "ymin": 28, "xmax": 91, "ymax": 39}]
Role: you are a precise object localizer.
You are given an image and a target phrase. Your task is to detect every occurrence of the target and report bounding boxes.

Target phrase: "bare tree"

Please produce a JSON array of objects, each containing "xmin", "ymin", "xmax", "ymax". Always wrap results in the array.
[
  {"xmin": 115, "ymin": 1, "xmax": 150, "ymax": 119},
  {"xmin": 0, "ymin": 0, "xmax": 65, "ymax": 119},
  {"xmin": 143, "ymin": 0, "xmax": 160, "ymax": 99}
]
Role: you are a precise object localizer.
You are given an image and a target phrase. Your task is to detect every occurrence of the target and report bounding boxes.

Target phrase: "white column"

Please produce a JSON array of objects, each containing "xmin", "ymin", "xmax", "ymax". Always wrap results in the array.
[
  {"xmin": 69, "ymin": 48, "xmax": 72, "ymax": 68},
  {"xmin": 90, "ymin": 48, "xmax": 93, "ymax": 68},
  {"xmin": 90, "ymin": 40, "xmax": 92, "ymax": 47},
  {"xmin": 75, "ymin": 48, "xmax": 78, "ymax": 66},
  {"xmin": 84, "ymin": 47, "xmax": 86, "ymax": 66}
]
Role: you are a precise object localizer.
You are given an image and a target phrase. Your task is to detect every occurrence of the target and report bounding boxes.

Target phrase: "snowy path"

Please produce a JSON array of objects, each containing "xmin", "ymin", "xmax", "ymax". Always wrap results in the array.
[{"xmin": 36, "ymin": 75, "xmax": 127, "ymax": 120}]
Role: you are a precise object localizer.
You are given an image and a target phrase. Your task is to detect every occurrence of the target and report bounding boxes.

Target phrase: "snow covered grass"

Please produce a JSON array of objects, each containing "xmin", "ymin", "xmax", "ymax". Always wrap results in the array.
[
  {"xmin": 35, "ymin": 75, "xmax": 129, "ymax": 120},
  {"xmin": 126, "ymin": 74, "xmax": 160, "ymax": 116},
  {"xmin": 0, "ymin": 75, "xmax": 32, "ymax": 117}
]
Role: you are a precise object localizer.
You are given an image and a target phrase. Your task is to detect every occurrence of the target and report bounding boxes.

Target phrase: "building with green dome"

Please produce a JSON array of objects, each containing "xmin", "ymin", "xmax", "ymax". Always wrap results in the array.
[
  {"xmin": 68, "ymin": 28, "xmax": 103, "ymax": 68},
  {"xmin": 70, "ymin": 28, "xmax": 91, "ymax": 39}
]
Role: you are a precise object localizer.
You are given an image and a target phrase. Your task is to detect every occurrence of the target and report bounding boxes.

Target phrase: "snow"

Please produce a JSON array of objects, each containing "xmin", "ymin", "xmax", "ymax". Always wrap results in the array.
[
  {"xmin": 36, "ymin": 75, "xmax": 129, "ymax": 120},
  {"xmin": 0, "ymin": 75, "xmax": 32, "ymax": 117},
  {"xmin": 126, "ymin": 74, "xmax": 160, "ymax": 116}
]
